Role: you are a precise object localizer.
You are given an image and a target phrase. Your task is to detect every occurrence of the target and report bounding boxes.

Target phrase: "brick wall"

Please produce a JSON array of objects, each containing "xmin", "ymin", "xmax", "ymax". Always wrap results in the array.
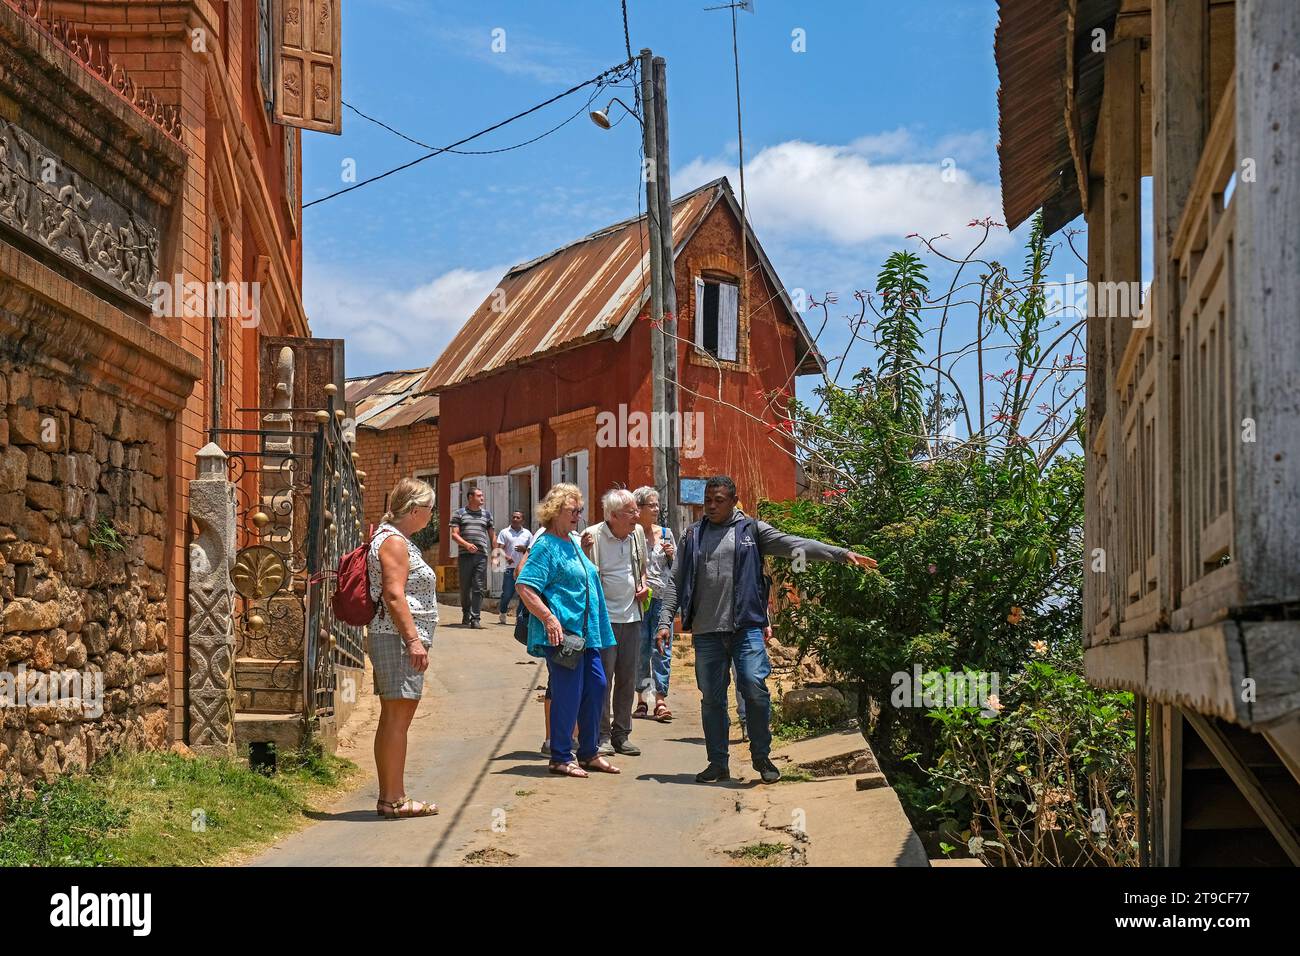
[
  {"xmin": 355, "ymin": 422, "xmax": 440, "ymax": 526},
  {"xmin": 48, "ymin": 0, "xmax": 312, "ymax": 744}
]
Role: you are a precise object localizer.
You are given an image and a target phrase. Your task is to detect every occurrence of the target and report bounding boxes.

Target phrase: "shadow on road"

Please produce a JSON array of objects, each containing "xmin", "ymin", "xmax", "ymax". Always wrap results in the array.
[
  {"xmin": 492, "ymin": 750, "xmax": 548, "ymax": 762},
  {"xmin": 493, "ymin": 763, "xmax": 553, "ymax": 778}
]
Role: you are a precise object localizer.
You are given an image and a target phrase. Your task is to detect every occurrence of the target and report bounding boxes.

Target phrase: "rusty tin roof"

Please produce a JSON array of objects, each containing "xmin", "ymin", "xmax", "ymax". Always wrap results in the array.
[
  {"xmin": 996, "ymin": 0, "xmax": 1122, "ymax": 232},
  {"xmin": 346, "ymin": 369, "xmax": 439, "ymax": 431},
  {"xmin": 420, "ymin": 177, "xmax": 824, "ymax": 392}
]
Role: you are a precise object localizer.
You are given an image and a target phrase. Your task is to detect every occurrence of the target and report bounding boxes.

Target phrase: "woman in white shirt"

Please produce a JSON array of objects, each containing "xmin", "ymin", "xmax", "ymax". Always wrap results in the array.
[
  {"xmin": 367, "ymin": 477, "xmax": 439, "ymax": 817},
  {"xmin": 633, "ymin": 486, "xmax": 677, "ymax": 721}
]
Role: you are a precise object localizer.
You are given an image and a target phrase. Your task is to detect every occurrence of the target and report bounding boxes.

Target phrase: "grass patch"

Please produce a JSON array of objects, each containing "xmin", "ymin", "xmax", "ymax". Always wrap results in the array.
[
  {"xmin": 727, "ymin": 841, "xmax": 793, "ymax": 866},
  {"xmin": 514, "ymin": 789, "xmax": 535, "ymax": 797},
  {"xmin": 776, "ymin": 768, "xmax": 816, "ymax": 784},
  {"xmin": 770, "ymin": 714, "xmax": 837, "ymax": 745},
  {"xmin": 0, "ymin": 746, "xmax": 358, "ymax": 867}
]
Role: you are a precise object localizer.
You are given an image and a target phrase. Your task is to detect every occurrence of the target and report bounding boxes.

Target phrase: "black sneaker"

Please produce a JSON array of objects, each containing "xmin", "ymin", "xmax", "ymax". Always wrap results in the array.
[
  {"xmin": 753, "ymin": 757, "xmax": 781, "ymax": 784},
  {"xmin": 612, "ymin": 737, "xmax": 641, "ymax": 756},
  {"xmin": 695, "ymin": 763, "xmax": 731, "ymax": 783}
]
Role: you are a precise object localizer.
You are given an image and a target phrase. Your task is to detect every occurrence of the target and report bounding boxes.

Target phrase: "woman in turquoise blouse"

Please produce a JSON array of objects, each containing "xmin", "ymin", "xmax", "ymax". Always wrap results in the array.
[{"xmin": 515, "ymin": 483, "xmax": 619, "ymax": 777}]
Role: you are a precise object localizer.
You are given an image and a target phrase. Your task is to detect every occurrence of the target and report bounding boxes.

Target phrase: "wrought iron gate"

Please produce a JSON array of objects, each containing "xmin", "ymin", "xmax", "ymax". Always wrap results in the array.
[{"xmin": 213, "ymin": 385, "xmax": 365, "ymax": 731}]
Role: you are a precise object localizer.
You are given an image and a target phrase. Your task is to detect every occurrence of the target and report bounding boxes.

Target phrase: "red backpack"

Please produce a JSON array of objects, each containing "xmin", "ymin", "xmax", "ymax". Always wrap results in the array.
[{"xmin": 331, "ymin": 525, "xmax": 382, "ymax": 626}]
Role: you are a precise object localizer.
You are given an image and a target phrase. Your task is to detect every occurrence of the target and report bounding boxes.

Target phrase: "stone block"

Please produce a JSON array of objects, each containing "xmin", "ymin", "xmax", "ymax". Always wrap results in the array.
[
  {"xmin": 4, "ymin": 598, "xmax": 61, "ymax": 632},
  {"xmin": 25, "ymin": 481, "xmax": 61, "ymax": 512},
  {"xmin": 78, "ymin": 390, "xmax": 117, "ymax": 433},
  {"xmin": 70, "ymin": 419, "xmax": 93, "ymax": 452},
  {"xmin": 24, "ymin": 449, "xmax": 51, "ymax": 482},
  {"xmin": 7, "ymin": 406, "xmax": 41, "ymax": 445},
  {"xmin": 779, "ymin": 685, "xmax": 848, "ymax": 724},
  {"xmin": 0, "ymin": 446, "xmax": 27, "ymax": 492}
]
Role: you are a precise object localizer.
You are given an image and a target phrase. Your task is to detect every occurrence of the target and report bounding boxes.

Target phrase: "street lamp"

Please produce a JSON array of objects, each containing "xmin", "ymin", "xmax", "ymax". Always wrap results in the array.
[{"xmin": 589, "ymin": 96, "xmax": 640, "ymax": 129}]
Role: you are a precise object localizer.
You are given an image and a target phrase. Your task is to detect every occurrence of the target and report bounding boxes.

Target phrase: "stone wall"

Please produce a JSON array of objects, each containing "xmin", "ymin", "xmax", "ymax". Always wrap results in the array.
[{"xmin": 0, "ymin": 359, "xmax": 171, "ymax": 785}]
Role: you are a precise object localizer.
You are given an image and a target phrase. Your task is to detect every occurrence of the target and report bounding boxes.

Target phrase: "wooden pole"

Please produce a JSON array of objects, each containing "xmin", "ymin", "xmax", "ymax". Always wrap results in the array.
[
  {"xmin": 639, "ymin": 49, "xmax": 667, "ymax": 508},
  {"xmin": 652, "ymin": 55, "xmax": 679, "ymax": 531}
]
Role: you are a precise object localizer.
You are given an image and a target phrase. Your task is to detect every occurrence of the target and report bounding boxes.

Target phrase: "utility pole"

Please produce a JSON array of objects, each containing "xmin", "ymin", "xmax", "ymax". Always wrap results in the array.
[
  {"xmin": 652, "ymin": 55, "xmax": 680, "ymax": 532},
  {"xmin": 638, "ymin": 49, "xmax": 669, "ymax": 520}
]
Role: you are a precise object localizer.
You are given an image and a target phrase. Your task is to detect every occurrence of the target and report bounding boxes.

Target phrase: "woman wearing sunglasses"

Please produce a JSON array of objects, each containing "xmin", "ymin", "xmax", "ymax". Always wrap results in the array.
[{"xmin": 515, "ymin": 483, "xmax": 619, "ymax": 777}]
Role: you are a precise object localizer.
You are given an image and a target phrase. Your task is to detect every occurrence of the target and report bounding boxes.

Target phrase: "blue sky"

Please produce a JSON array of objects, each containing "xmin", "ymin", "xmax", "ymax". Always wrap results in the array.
[{"xmin": 303, "ymin": 0, "xmax": 1092, "ymax": 435}]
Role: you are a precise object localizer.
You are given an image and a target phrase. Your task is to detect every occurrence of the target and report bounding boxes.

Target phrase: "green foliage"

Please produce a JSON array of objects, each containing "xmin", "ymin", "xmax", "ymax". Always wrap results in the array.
[
  {"xmin": 88, "ymin": 518, "xmax": 125, "ymax": 553},
  {"xmin": 759, "ymin": 222, "xmax": 1130, "ymax": 863},
  {"xmin": 925, "ymin": 658, "xmax": 1138, "ymax": 866}
]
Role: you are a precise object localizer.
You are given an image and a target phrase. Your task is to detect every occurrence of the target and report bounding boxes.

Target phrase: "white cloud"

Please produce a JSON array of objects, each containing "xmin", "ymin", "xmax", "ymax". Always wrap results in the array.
[
  {"xmin": 677, "ymin": 133, "xmax": 1008, "ymax": 252},
  {"xmin": 303, "ymin": 261, "xmax": 508, "ymax": 377}
]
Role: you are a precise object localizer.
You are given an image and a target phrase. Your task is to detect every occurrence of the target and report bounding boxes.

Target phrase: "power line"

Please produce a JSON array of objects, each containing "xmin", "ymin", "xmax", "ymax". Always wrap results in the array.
[
  {"xmin": 304, "ymin": 59, "xmax": 634, "ymax": 210},
  {"xmin": 343, "ymin": 83, "xmax": 604, "ymax": 156}
]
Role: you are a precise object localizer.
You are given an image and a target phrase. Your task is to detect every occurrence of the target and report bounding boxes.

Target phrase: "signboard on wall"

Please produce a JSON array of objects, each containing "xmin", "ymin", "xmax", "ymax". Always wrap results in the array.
[{"xmin": 680, "ymin": 477, "xmax": 707, "ymax": 505}]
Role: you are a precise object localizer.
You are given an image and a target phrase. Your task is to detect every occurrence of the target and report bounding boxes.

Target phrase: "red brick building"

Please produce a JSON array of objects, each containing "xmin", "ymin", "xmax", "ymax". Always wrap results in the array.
[
  {"xmin": 420, "ymin": 178, "xmax": 822, "ymax": 589},
  {"xmin": 0, "ymin": 0, "xmax": 340, "ymax": 779},
  {"xmin": 345, "ymin": 369, "xmax": 440, "ymax": 528}
]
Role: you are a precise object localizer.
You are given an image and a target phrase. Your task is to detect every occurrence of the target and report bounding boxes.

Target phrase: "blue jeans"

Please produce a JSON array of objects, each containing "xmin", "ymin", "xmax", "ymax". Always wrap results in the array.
[
  {"xmin": 637, "ymin": 597, "xmax": 673, "ymax": 697},
  {"xmin": 546, "ymin": 647, "xmax": 606, "ymax": 764},
  {"xmin": 499, "ymin": 568, "xmax": 518, "ymax": 616},
  {"xmin": 693, "ymin": 628, "xmax": 772, "ymax": 766}
]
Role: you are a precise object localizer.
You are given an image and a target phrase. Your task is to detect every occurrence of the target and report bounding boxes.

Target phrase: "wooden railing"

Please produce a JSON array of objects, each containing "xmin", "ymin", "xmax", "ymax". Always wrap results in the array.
[
  {"xmin": 1088, "ymin": 78, "xmax": 1241, "ymax": 643},
  {"xmin": 1116, "ymin": 297, "xmax": 1160, "ymax": 634},
  {"xmin": 1173, "ymin": 78, "xmax": 1238, "ymax": 631}
]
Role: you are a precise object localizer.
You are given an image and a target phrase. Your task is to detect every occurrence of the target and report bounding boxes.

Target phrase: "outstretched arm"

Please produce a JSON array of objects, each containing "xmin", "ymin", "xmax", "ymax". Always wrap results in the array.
[{"xmin": 756, "ymin": 521, "xmax": 877, "ymax": 569}]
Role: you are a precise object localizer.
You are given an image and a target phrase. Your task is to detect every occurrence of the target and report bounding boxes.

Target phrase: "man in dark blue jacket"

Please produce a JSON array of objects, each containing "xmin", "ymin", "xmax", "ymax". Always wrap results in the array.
[{"xmin": 656, "ymin": 475, "xmax": 876, "ymax": 783}]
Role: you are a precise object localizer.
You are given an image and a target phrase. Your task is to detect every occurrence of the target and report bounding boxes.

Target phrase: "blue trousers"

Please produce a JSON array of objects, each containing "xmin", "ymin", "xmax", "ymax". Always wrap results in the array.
[
  {"xmin": 499, "ymin": 568, "xmax": 518, "ymax": 616},
  {"xmin": 694, "ymin": 629, "xmax": 772, "ymax": 766},
  {"xmin": 637, "ymin": 597, "xmax": 673, "ymax": 697},
  {"xmin": 546, "ymin": 647, "xmax": 607, "ymax": 764}
]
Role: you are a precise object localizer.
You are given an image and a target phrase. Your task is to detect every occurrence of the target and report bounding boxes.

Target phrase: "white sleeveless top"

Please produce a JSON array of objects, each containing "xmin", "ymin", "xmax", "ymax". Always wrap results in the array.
[{"xmin": 367, "ymin": 523, "xmax": 438, "ymax": 644}]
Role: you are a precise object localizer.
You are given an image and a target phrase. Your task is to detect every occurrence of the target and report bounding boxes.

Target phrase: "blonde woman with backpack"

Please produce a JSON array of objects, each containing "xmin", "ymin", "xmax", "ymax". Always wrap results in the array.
[{"xmin": 367, "ymin": 477, "xmax": 438, "ymax": 817}]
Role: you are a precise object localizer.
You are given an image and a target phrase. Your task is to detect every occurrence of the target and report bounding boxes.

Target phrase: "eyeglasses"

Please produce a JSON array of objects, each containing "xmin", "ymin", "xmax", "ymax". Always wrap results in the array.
[{"xmin": 563, "ymin": 505, "xmax": 585, "ymax": 515}]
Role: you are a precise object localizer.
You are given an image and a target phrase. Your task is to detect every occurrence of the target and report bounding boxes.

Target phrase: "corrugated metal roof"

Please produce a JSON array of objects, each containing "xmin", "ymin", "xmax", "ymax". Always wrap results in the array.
[
  {"xmin": 346, "ymin": 369, "xmax": 439, "ymax": 431},
  {"xmin": 996, "ymin": 0, "xmax": 1122, "ymax": 232},
  {"xmin": 419, "ymin": 177, "xmax": 823, "ymax": 392}
]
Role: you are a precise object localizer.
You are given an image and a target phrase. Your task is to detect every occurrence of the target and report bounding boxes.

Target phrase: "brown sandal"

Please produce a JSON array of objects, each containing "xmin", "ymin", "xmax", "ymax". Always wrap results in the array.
[
  {"xmin": 633, "ymin": 701, "xmax": 650, "ymax": 719},
  {"xmin": 653, "ymin": 701, "xmax": 674, "ymax": 722},
  {"xmin": 549, "ymin": 761, "xmax": 589, "ymax": 778},
  {"xmin": 579, "ymin": 756, "xmax": 621, "ymax": 774},
  {"xmin": 377, "ymin": 796, "xmax": 438, "ymax": 818}
]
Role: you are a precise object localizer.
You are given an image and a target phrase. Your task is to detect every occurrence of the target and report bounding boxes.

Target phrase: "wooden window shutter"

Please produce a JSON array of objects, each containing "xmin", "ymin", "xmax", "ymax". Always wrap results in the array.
[{"xmin": 274, "ymin": 0, "xmax": 342, "ymax": 134}]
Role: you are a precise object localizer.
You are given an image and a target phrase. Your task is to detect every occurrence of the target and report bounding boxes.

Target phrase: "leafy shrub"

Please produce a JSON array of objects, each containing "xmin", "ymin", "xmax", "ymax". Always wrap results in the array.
[{"xmin": 925, "ymin": 657, "xmax": 1137, "ymax": 866}]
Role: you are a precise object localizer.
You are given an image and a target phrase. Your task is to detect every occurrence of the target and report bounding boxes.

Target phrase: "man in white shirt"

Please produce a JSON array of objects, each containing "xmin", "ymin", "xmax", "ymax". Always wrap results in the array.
[
  {"xmin": 582, "ymin": 489, "xmax": 648, "ymax": 756},
  {"xmin": 495, "ymin": 510, "xmax": 533, "ymax": 624}
]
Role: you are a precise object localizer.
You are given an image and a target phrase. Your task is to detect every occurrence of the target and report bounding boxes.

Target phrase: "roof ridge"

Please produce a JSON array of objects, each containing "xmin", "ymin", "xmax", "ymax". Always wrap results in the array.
[{"xmin": 504, "ymin": 177, "xmax": 729, "ymax": 277}]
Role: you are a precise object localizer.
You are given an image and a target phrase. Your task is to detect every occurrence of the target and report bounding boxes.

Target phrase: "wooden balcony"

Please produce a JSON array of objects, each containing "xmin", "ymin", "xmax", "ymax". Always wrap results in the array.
[{"xmin": 1085, "ymin": 72, "xmax": 1300, "ymax": 731}]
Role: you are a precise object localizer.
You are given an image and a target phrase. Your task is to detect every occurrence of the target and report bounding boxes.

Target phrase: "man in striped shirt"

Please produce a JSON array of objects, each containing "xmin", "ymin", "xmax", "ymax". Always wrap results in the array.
[{"xmin": 450, "ymin": 487, "xmax": 494, "ymax": 629}]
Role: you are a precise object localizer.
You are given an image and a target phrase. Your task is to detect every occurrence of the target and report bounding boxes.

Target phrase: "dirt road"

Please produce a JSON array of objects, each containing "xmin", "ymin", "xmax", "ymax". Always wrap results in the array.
[{"xmin": 252, "ymin": 603, "xmax": 927, "ymax": 867}]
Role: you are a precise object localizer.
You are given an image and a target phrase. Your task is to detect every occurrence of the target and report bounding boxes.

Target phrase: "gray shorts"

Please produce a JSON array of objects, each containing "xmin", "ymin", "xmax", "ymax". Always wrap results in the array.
[{"xmin": 367, "ymin": 627, "xmax": 435, "ymax": 700}]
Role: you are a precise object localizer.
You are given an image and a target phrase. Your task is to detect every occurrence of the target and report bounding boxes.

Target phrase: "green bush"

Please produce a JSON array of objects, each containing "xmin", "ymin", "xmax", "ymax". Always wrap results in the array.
[
  {"xmin": 924, "ymin": 657, "xmax": 1138, "ymax": 866},
  {"xmin": 755, "ymin": 216, "xmax": 1134, "ymax": 864}
]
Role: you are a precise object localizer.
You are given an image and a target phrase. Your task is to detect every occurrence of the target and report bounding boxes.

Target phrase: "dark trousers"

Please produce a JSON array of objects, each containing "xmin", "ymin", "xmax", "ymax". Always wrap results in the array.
[
  {"xmin": 546, "ymin": 647, "xmax": 606, "ymax": 764},
  {"xmin": 694, "ymin": 629, "xmax": 772, "ymax": 766},
  {"xmin": 458, "ymin": 551, "xmax": 487, "ymax": 624}
]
